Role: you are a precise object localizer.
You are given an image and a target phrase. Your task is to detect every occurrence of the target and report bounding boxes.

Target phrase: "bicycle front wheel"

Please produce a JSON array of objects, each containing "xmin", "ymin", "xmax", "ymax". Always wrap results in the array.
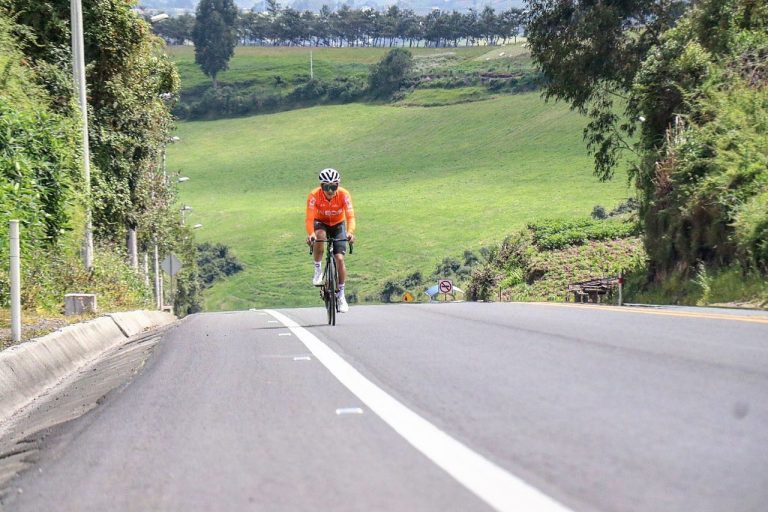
[{"xmin": 325, "ymin": 257, "xmax": 337, "ymax": 326}]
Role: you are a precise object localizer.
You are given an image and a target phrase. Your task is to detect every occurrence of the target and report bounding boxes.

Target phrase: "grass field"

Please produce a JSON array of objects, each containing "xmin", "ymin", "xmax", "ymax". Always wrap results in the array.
[{"xmin": 169, "ymin": 91, "xmax": 632, "ymax": 311}]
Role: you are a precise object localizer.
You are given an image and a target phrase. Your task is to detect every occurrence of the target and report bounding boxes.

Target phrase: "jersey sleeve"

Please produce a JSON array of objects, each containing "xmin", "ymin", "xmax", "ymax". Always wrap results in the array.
[
  {"xmin": 343, "ymin": 190, "xmax": 356, "ymax": 234},
  {"xmin": 305, "ymin": 191, "xmax": 317, "ymax": 236}
]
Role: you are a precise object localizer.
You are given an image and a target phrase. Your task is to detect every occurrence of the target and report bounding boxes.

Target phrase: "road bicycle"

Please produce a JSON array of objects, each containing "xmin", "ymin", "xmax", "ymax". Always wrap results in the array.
[{"xmin": 309, "ymin": 238, "xmax": 353, "ymax": 326}]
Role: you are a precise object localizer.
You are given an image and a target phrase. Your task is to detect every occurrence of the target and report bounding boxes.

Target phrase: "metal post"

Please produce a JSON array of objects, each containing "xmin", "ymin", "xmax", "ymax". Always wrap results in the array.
[
  {"xmin": 127, "ymin": 226, "xmax": 138, "ymax": 269},
  {"xmin": 10, "ymin": 221, "xmax": 21, "ymax": 343},
  {"xmin": 143, "ymin": 253, "xmax": 150, "ymax": 288},
  {"xmin": 159, "ymin": 267, "xmax": 165, "ymax": 309},
  {"xmin": 70, "ymin": 0, "xmax": 93, "ymax": 270},
  {"xmin": 618, "ymin": 271, "xmax": 623, "ymax": 307},
  {"xmin": 170, "ymin": 256, "xmax": 175, "ymax": 311},
  {"xmin": 310, "ymin": 50, "xmax": 313, "ymax": 80},
  {"xmin": 153, "ymin": 243, "xmax": 161, "ymax": 310}
]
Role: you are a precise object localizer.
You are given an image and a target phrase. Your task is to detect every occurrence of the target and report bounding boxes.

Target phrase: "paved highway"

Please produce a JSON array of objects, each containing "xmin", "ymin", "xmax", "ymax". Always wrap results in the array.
[{"xmin": 1, "ymin": 302, "xmax": 766, "ymax": 511}]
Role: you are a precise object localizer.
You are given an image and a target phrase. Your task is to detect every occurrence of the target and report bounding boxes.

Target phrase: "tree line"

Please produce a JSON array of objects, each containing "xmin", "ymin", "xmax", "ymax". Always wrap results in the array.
[{"xmin": 153, "ymin": 2, "xmax": 525, "ymax": 49}]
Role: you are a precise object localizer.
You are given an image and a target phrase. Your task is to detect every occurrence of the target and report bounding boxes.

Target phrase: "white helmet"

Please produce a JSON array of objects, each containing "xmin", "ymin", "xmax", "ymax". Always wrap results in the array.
[{"xmin": 318, "ymin": 168, "xmax": 340, "ymax": 183}]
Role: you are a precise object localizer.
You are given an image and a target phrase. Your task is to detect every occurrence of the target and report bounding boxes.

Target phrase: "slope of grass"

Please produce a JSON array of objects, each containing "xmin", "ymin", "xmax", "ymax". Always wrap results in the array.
[
  {"xmin": 396, "ymin": 86, "xmax": 491, "ymax": 106},
  {"xmin": 169, "ymin": 92, "xmax": 631, "ymax": 311}
]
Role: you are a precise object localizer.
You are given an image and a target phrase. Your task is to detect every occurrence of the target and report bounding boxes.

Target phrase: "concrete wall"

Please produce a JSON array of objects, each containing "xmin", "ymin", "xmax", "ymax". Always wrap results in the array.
[{"xmin": 0, "ymin": 311, "xmax": 176, "ymax": 424}]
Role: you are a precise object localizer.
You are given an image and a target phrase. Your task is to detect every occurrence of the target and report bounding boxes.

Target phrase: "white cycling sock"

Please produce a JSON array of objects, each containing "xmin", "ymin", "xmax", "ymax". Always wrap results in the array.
[
  {"xmin": 314, "ymin": 261, "xmax": 321, "ymax": 270},
  {"xmin": 338, "ymin": 283, "xmax": 345, "ymax": 297}
]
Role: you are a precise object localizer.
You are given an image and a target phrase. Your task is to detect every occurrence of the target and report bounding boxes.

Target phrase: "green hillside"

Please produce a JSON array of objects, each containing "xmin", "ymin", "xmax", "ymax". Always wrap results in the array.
[
  {"xmin": 167, "ymin": 44, "xmax": 538, "ymax": 118},
  {"xmin": 169, "ymin": 44, "xmax": 504, "ymax": 93},
  {"xmin": 169, "ymin": 92, "xmax": 631, "ymax": 311}
]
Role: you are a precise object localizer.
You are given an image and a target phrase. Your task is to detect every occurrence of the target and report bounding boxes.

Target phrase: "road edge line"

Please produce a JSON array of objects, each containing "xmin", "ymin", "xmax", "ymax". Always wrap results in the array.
[{"xmin": 264, "ymin": 309, "xmax": 572, "ymax": 512}]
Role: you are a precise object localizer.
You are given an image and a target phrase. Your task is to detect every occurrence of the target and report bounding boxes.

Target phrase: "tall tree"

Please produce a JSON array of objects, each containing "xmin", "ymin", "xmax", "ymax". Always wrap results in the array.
[
  {"xmin": 525, "ymin": 0, "xmax": 687, "ymax": 180},
  {"xmin": 192, "ymin": 0, "xmax": 238, "ymax": 88}
]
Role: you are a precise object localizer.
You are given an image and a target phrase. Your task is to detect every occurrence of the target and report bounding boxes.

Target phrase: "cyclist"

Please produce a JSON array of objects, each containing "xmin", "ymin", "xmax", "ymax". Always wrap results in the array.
[{"xmin": 306, "ymin": 168, "xmax": 356, "ymax": 313}]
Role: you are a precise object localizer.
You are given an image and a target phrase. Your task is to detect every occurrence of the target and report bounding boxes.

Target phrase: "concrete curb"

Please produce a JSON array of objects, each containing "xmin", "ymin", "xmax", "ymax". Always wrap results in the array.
[
  {"xmin": 107, "ymin": 310, "xmax": 177, "ymax": 338},
  {"xmin": 0, "ymin": 310, "xmax": 176, "ymax": 424}
]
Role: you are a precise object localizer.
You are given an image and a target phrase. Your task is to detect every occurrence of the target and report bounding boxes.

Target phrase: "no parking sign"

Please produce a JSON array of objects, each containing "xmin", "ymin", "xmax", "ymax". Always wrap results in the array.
[{"xmin": 438, "ymin": 279, "xmax": 453, "ymax": 295}]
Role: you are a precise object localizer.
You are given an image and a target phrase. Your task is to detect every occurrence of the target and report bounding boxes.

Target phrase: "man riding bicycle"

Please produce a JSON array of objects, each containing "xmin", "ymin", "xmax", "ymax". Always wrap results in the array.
[{"xmin": 306, "ymin": 168, "xmax": 356, "ymax": 313}]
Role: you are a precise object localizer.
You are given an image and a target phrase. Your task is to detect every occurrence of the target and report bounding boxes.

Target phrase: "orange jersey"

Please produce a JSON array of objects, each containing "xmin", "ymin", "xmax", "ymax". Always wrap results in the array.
[{"xmin": 305, "ymin": 186, "xmax": 356, "ymax": 236}]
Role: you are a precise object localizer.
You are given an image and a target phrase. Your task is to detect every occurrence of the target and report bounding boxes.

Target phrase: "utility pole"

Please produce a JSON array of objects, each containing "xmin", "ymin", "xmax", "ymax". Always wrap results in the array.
[
  {"xmin": 70, "ymin": 0, "xmax": 94, "ymax": 270},
  {"xmin": 310, "ymin": 50, "xmax": 314, "ymax": 80}
]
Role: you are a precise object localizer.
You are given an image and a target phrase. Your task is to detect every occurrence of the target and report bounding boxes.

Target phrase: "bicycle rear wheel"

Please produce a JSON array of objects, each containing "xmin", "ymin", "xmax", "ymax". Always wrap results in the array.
[{"xmin": 325, "ymin": 257, "xmax": 337, "ymax": 325}]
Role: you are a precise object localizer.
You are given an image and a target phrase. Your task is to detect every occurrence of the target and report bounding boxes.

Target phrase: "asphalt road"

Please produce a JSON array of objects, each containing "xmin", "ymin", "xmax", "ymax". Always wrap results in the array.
[{"xmin": 1, "ymin": 302, "xmax": 766, "ymax": 512}]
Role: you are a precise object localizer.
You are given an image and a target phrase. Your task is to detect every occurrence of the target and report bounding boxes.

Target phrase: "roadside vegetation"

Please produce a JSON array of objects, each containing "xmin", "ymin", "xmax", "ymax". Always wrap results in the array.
[
  {"xmin": 525, "ymin": 0, "xmax": 768, "ymax": 308},
  {"xmin": 466, "ymin": 215, "xmax": 646, "ymax": 303},
  {"xmin": 0, "ymin": 2, "xmax": 198, "ymax": 345}
]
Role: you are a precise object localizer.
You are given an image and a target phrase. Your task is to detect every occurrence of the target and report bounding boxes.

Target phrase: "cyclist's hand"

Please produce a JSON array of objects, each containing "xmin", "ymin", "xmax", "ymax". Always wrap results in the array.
[
  {"xmin": 347, "ymin": 233, "xmax": 355, "ymax": 244},
  {"xmin": 307, "ymin": 235, "xmax": 316, "ymax": 246}
]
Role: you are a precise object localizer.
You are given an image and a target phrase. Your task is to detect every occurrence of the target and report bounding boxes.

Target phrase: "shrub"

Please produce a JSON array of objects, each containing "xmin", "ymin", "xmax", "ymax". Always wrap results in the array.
[
  {"xmin": 368, "ymin": 48, "xmax": 414, "ymax": 98},
  {"xmin": 609, "ymin": 197, "xmax": 640, "ymax": 217},
  {"xmin": 197, "ymin": 242, "xmax": 244, "ymax": 289},
  {"xmin": 591, "ymin": 205, "xmax": 608, "ymax": 220},
  {"xmin": 466, "ymin": 264, "xmax": 500, "ymax": 301},
  {"xmin": 528, "ymin": 218, "xmax": 640, "ymax": 250},
  {"xmin": 0, "ymin": 244, "xmax": 152, "ymax": 313},
  {"xmin": 380, "ymin": 280, "xmax": 404, "ymax": 303}
]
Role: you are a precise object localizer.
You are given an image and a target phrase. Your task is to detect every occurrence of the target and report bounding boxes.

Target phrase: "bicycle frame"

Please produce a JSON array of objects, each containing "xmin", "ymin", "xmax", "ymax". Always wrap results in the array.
[{"xmin": 309, "ymin": 238, "xmax": 352, "ymax": 325}]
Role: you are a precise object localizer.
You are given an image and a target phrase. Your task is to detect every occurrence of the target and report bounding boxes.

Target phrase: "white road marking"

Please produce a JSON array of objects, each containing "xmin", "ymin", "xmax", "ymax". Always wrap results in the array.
[
  {"xmin": 265, "ymin": 309, "xmax": 572, "ymax": 512},
  {"xmin": 278, "ymin": 333, "xmax": 292, "ymax": 336},
  {"xmin": 267, "ymin": 320, "xmax": 278, "ymax": 323},
  {"xmin": 293, "ymin": 356, "xmax": 312, "ymax": 361},
  {"xmin": 336, "ymin": 407, "xmax": 364, "ymax": 415}
]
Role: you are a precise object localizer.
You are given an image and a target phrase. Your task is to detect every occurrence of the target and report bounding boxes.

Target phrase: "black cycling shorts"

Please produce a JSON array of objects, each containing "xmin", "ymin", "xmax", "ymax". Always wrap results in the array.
[{"xmin": 313, "ymin": 220, "xmax": 347, "ymax": 255}]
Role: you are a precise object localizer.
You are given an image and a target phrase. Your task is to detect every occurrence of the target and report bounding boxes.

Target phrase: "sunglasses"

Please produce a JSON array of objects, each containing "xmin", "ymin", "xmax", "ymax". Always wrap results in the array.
[{"xmin": 322, "ymin": 183, "xmax": 339, "ymax": 192}]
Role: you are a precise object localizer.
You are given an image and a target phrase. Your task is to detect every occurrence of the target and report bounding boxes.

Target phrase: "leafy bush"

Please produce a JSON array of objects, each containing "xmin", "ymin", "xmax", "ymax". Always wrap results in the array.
[
  {"xmin": 379, "ymin": 280, "xmax": 404, "ymax": 303},
  {"xmin": 528, "ymin": 218, "xmax": 640, "ymax": 250},
  {"xmin": 609, "ymin": 198, "xmax": 640, "ymax": 217},
  {"xmin": 631, "ymin": 1, "xmax": 768, "ymax": 277},
  {"xmin": 591, "ymin": 205, "xmax": 608, "ymax": 220},
  {"xmin": 368, "ymin": 48, "xmax": 414, "ymax": 98},
  {"xmin": 179, "ymin": 77, "xmax": 366, "ymax": 120},
  {"xmin": 466, "ymin": 264, "xmax": 501, "ymax": 301},
  {"xmin": 484, "ymin": 73, "xmax": 541, "ymax": 93},
  {"xmin": 0, "ymin": 98, "xmax": 79, "ymax": 244},
  {"xmin": 733, "ymin": 189, "xmax": 768, "ymax": 272},
  {"xmin": 642, "ymin": 79, "xmax": 768, "ymax": 274},
  {"xmin": 197, "ymin": 242, "xmax": 244, "ymax": 289},
  {"xmin": 0, "ymin": 244, "xmax": 152, "ymax": 313},
  {"xmin": 373, "ymin": 270, "xmax": 425, "ymax": 303}
]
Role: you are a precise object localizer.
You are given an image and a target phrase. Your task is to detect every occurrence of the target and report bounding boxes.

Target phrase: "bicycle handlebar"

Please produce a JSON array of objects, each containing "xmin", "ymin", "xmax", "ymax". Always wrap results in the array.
[{"xmin": 308, "ymin": 238, "xmax": 354, "ymax": 255}]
